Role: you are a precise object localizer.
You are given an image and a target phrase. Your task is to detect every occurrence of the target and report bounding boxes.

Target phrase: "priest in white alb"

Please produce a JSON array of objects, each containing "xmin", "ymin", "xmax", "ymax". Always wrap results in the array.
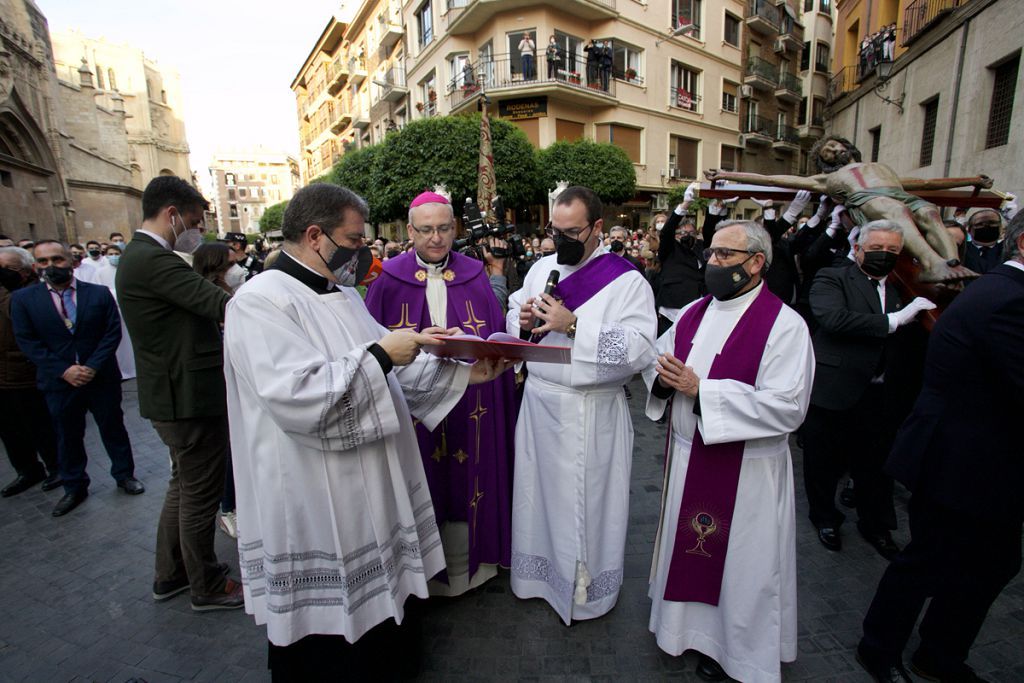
[
  {"xmin": 223, "ymin": 184, "xmax": 507, "ymax": 680},
  {"xmin": 507, "ymin": 185, "xmax": 657, "ymax": 623},
  {"xmin": 643, "ymin": 220, "xmax": 814, "ymax": 683}
]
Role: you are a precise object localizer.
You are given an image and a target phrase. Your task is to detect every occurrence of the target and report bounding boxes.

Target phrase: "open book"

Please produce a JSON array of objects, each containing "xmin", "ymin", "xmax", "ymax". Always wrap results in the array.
[{"xmin": 423, "ymin": 332, "xmax": 571, "ymax": 364}]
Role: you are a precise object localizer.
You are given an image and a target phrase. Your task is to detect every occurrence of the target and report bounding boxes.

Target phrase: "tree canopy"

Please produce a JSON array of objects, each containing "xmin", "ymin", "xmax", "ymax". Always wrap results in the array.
[
  {"xmin": 259, "ymin": 200, "xmax": 289, "ymax": 233},
  {"xmin": 535, "ymin": 139, "xmax": 636, "ymax": 205}
]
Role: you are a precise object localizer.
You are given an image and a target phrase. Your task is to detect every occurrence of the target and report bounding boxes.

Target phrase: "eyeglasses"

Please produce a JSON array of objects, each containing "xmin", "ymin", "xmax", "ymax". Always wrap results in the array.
[
  {"xmin": 544, "ymin": 222, "xmax": 594, "ymax": 241},
  {"xmin": 702, "ymin": 247, "xmax": 757, "ymax": 261},
  {"xmin": 411, "ymin": 224, "xmax": 455, "ymax": 237}
]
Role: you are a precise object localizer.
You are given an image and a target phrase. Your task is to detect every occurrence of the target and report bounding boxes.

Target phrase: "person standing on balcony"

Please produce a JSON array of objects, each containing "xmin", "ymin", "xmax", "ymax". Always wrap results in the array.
[
  {"xmin": 518, "ymin": 33, "xmax": 535, "ymax": 81},
  {"xmin": 599, "ymin": 40, "xmax": 613, "ymax": 91},
  {"xmin": 584, "ymin": 39, "xmax": 599, "ymax": 87},
  {"xmin": 546, "ymin": 35, "xmax": 563, "ymax": 80}
]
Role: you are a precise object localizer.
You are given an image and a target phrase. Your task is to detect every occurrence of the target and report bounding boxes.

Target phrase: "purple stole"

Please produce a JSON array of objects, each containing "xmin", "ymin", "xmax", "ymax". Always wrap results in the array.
[
  {"xmin": 552, "ymin": 253, "xmax": 637, "ymax": 312},
  {"xmin": 364, "ymin": 251, "xmax": 516, "ymax": 579},
  {"xmin": 663, "ymin": 285, "xmax": 783, "ymax": 604}
]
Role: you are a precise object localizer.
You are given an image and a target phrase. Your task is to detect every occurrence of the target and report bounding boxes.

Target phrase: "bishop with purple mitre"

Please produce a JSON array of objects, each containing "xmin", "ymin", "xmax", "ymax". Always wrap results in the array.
[{"xmin": 365, "ymin": 191, "xmax": 516, "ymax": 595}]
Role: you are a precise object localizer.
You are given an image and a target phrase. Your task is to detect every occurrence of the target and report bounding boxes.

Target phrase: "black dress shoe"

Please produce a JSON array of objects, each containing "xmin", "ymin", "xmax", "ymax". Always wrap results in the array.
[
  {"xmin": 696, "ymin": 653, "xmax": 728, "ymax": 682},
  {"xmin": 817, "ymin": 526, "xmax": 842, "ymax": 551},
  {"xmin": 52, "ymin": 489, "xmax": 88, "ymax": 517},
  {"xmin": 1, "ymin": 471, "xmax": 46, "ymax": 497},
  {"xmin": 41, "ymin": 474, "xmax": 63, "ymax": 492},
  {"xmin": 857, "ymin": 644, "xmax": 912, "ymax": 682},
  {"xmin": 117, "ymin": 477, "xmax": 145, "ymax": 495},
  {"xmin": 858, "ymin": 523, "xmax": 900, "ymax": 560},
  {"xmin": 153, "ymin": 562, "xmax": 231, "ymax": 601}
]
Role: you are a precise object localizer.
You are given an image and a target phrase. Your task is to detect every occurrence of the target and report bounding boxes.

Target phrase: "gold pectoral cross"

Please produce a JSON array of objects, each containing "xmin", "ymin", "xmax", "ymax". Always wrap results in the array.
[
  {"xmin": 468, "ymin": 392, "xmax": 488, "ymax": 465},
  {"xmin": 469, "ymin": 476, "xmax": 484, "ymax": 547},
  {"xmin": 389, "ymin": 303, "xmax": 418, "ymax": 330},
  {"xmin": 461, "ymin": 300, "xmax": 488, "ymax": 337}
]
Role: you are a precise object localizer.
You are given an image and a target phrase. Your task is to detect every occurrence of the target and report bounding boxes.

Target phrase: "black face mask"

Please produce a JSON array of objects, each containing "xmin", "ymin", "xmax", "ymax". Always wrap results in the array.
[
  {"xmin": 704, "ymin": 256, "xmax": 754, "ymax": 301},
  {"xmin": 610, "ymin": 239, "xmax": 624, "ymax": 252},
  {"xmin": 971, "ymin": 225, "xmax": 1000, "ymax": 243},
  {"xmin": 554, "ymin": 232, "xmax": 587, "ymax": 266},
  {"xmin": 680, "ymin": 234, "xmax": 697, "ymax": 249},
  {"xmin": 42, "ymin": 265, "xmax": 73, "ymax": 287},
  {"xmin": 318, "ymin": 233, "xmax": 373, "ymax": 287},
  {"xmin": 860, "ymin": 250, "xmax": 898, "ymax": 278},
  {"xmin": 0, "ymin": 266, "xmax": 26, "ymax": 291},
  {"xmin": 88, "ymin": 249, "xmax": 101, "ymax": 258}
]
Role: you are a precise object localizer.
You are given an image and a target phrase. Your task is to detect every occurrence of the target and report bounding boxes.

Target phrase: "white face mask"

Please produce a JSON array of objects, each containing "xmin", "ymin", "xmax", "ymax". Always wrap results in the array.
[
  {"xmin": 171, "ymin": 215, "xmax": 203, "ymax": 254},
  {"xmin": 225, "ymin": 263, "xmax": 247, "ymax": 291}
]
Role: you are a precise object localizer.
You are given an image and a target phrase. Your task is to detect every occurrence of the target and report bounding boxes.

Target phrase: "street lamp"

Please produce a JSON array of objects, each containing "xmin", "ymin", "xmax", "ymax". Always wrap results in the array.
[
  {"xmin": 656, "ymin": 23, "xmax": 695, "ymax": 47},
  {"xmin": 873, "ymin": 62, "xmax": 905, "ymax": 115}
]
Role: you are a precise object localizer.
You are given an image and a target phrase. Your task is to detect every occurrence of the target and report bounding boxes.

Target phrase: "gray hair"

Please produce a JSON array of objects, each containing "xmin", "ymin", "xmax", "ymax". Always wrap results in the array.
[
  {"xmin": 1004, "ymin": 210, "xmax": 1024, "ymax": 260},
  {"xmin": 609, "ymin": 225, "xmax": 628, "ymax": 238},
  {"xmin": 0, "ymin": 246, "xmax": 34, "ymax": 270},
  {"xmin": 407, "ymin": 201, "xmax": 454, "ymax": 228},
  {"xmin": 716, "ymin": 220, "xmax": 773, "ymax": 266},
  {"xmin": 857, "ymin": 219, "xmax": 904, "ymax": 247}
]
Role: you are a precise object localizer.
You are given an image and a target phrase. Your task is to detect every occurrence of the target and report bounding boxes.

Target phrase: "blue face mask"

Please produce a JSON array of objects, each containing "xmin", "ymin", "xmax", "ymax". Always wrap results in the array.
[{"xmin": 107, "ymin": 255, "xmax": 121, "ymax": 267}]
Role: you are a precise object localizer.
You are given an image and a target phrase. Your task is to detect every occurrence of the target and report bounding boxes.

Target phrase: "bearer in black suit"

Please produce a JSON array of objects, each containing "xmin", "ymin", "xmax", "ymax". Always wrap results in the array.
[
  {"xmin": 857, "ymin": 213, "xmax": 1024, "ymax": 683},
  {"xmin": 801, "ymin": 220, "xmax": 935, "ymax": 558},
  {"xmin": 10, "ymin": 241, "xmax": 143, "ymax": 517}
]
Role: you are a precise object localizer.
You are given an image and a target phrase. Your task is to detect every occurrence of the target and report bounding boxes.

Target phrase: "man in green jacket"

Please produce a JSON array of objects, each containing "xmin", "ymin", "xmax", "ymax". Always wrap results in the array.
[{"xmin": 116, "ymin": 176, "xmax": 241, "ymax": 611}]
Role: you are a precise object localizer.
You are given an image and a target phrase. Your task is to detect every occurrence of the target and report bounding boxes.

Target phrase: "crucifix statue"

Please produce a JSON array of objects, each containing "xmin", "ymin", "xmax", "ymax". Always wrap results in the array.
[{"xmin": 705, "ymin": 135, "xmax": 994, "ymax": 285}]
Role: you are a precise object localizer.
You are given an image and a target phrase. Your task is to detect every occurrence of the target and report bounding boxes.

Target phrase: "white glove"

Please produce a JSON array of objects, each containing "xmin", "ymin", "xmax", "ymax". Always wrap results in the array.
[
  {"xmin": 673, "ymin": 202, "xmax": 687, "ymax": 216},
  {"xmin": 806, "ymin": 195, "xmax": 829, "ymax": 228},
  {"xmin": 888, "ymin": 297, "xmax": 937, "ymax": 329},
  {"xmin": 1002, "ymin": 194, "xmax": 1018, "ymax": 221},
  {"xmin": 826, "ymin": 205, "xmax": 846, "ymax": 237},
  {"xmin": 723, "ymin": 196, "xmax": 740, "ymax": 205},
  {"xmin": 764, "ymin": 208, "xmax": 777, "ymax": 221},
  {"xmin": 708, "ymin": 200, "xmax": 724, "ymax": 216},
  {"xmin": 783, "ymin": 190, "xmax": 811, "ymax": 224},
  {"xmin": 683, "ymin": 181, "xmax": 700, "ymax": 203},
  {"xmin": 751, "ymin": 197, "xmax": 773, "ymax": 208}
]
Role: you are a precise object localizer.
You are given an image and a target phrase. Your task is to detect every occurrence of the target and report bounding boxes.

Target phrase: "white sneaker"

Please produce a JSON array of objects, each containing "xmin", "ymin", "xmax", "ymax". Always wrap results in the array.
[{"xmin": 217, "ymin": 510, "xmax": 238, "ymax": 539}]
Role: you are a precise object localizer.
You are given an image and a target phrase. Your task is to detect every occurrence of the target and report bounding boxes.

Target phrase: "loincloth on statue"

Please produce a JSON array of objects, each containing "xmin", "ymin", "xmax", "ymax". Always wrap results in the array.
[{"xmin": 841, "ymin": 186, "xmax": 934, "ymax": 225}]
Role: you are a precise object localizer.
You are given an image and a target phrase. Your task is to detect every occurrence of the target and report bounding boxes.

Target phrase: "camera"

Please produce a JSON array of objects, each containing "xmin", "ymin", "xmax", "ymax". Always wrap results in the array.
[{"xmin": 454, "ymin": 196, "xmax": 526, "ymax": 261}]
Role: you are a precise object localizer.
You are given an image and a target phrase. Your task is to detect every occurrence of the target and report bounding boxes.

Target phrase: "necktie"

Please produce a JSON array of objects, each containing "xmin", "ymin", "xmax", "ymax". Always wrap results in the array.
[{"xmin": 61, "ymin": 288, "xmax": 77, "ymax": 331}]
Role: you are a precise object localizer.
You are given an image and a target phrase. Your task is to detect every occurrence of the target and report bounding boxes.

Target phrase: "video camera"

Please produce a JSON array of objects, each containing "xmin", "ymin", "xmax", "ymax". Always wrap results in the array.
[{"xmin": 454, "ymin": 196, "xmax": 526, "ymax": 261}]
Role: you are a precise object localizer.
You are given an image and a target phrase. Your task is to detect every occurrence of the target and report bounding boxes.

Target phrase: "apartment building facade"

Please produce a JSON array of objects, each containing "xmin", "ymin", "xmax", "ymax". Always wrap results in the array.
[
  {"xmin": 208, "ymin": 148, "xmax": 301, "ymax": 234},
  {"xmin": 826, "ymin": 0, "xmax": 1022, "ymax": 199}
]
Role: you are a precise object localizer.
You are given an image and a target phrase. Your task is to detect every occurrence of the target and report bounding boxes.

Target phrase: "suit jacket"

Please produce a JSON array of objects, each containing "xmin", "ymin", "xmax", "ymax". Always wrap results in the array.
[
  {"xmin": 0, "ymin": 285, "xmax": 39, "ymax": 389},
  {"xmin": 887, "ymin": 264, "xmax": 1024, "ymax": 521},
  {"xmin": 963, "ymin": 240, "xmax": 1003, "ymax": 275},
  {"xmin": 115, "ymin": 232, "xmax": 230, "ymax": 421},
  {"xmin": 657, "ymin": 211, "xmax": 705, "ymax": 309},
  {"xmin": 10, "ymin": 279, "xmax": 122, "ymax": 392},
  {"xmin": 808, "ymin": 261, "xmax": 904, "ymax": 411}
]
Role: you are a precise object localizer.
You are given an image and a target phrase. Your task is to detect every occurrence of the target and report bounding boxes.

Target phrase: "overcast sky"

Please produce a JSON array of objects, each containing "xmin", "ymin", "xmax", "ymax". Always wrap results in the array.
[{"xmin": 39, "ymin": 0, "xmax": 341, "ymax": 182}]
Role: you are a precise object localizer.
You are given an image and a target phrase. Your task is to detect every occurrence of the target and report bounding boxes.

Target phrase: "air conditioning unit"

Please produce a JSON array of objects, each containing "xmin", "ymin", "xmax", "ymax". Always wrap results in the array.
[
  {"xmin": 739, "ymin": 84, "xmax": 754, "ymax": 98},
  {"xmin": 774, "ymin": 37, "xmax": 786, "ymax": 52},
  {"xmin": 669, "ymin": 168, "xmax": 682, "ymax": 180},
  {"xmin": 653, "ymin": 193, "xmax": 669, "ymax": 211}
]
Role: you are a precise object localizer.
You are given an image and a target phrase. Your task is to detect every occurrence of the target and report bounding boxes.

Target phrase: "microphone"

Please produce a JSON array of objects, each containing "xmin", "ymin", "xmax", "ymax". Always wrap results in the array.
[{"xmin": 532, "ymin": 270, "xmax": 560, "ymax": 331}]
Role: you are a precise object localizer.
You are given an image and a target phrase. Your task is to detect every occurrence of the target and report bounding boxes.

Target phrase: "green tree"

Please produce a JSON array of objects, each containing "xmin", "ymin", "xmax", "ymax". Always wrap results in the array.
[
  {"xmin": 536, "ymin": 139, "xmax": 636, "ymax": 205},
  {"xmin": 326, "ymin": 144, "xmax": 390, "ymax": 224},
  {"xmin": 367, "ymin": 113, "xmax": 541, "ymax": 221},
  {"xmin": 259, "ymin": 200, "xmax": 289, "ymax": 233},
  {"xmin": 666, "ymin": 185, "xmax": 708, "ymax": 215}
]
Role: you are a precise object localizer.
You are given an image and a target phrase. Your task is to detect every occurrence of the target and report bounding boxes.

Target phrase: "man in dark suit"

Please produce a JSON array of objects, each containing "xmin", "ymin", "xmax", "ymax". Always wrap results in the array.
[
  {"xmin": 116, "ymin": 176, "xmax": 241, "ymax": 612},
  {"xmin": 801, "ymin": 220, "xmax": 935, "ymax": 558},
  {"xmin": 0, "ymin": 247, "xmax": 61, "ymax": 496},
  {"xmin": 856, "ymin": 212, "xmax": 1024, "ymax": 683},
  {"xmin": 962, "ymin": 208, "xmax": 1004, "ymax": 275},
  {"xmin": 11, "ymin": 241, "xmax": 143, "ymax": 517}
]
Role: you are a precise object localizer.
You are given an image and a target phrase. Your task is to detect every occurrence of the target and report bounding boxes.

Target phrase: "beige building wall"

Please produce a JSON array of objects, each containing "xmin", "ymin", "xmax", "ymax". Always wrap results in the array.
[
  {"xmin": 827, "ymin": 0, "xmax": 1022, "ymax": 200},
  {"xmin": 797, "ymin": 1, "xmax": 833, "ymax": 170},
  {"xmin": 209, "ymin": 148, "xmax": 301, "ymax": 234},
  {"xmin": 51, "ymin": 30, "xmax": 192, "ymax": 188}
]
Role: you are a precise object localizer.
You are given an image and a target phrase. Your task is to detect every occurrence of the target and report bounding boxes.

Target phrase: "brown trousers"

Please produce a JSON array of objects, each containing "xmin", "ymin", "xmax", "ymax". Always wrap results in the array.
[{"xmin": 152, "ymin": 415, "xmax": 229, "ymax": 596}]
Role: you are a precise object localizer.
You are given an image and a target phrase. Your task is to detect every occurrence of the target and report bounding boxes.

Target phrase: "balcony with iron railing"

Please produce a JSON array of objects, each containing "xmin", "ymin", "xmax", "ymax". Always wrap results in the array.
[
  {"xmin": 444, "ymin": 0, "xmax": 616, "ymax": 35},
  {"xmin": 902, "ymin": 0, "xmax": 972, "ymax": 46},
  {"xmin": 826, "ymin": 66, "xmax": 858, "ymax": 104},
  {"xmin": 746, "ymin": 0, "xmax": 780, "ymax": 34},
  {"xmin": 773, "ymin": 123, "xmax": 800, "ymax": 151},
  {"xmin": 445, "ymin": 53, "xmax": 616, "ymax": 112},
  {"xmin": 348, "ymin": 55, "xmax": 368, "ymax": 85},
  {"xmin": 327, "ymin": 56, "xmax": 349, "ymax": 95},
  {"xmin": 775, "ymin": 70, "xmax": 802, "ymax": 103},
  {"xmin": 669, "ymin": 87, "xmax": 701, "ymax": 114},
  {"xmin": 742, "ymin": 114, "xmax": 776, "ymax": 145},
  {"xmin": 745, "ymin": 56, "xmax": 779, "ymax": 91}
]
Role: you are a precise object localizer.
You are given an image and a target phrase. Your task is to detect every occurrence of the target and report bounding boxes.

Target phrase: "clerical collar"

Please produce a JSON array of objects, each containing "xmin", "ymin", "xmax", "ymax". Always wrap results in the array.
[
  {"xmin": 270, "ymin": 250, "xmax": 335, "ymax": 295},
  {"xmin": 713, "ymin": 280, "xmax": 763, "ymax": 311},
  {"xmin": 415, "ymin": 252, "xmax": 449, "ymax": 272}
]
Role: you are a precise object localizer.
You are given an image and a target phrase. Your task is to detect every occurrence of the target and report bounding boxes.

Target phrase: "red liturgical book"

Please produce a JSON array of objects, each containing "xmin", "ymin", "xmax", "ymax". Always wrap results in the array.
[{"xmin": 423, "ymin": 333, "xmax": 571, "ymax": 364}]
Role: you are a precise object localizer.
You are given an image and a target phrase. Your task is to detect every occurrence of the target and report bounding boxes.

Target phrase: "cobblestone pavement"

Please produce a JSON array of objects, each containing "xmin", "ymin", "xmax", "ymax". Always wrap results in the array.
[{"xmin": 1, "ymin": 377, "xmax": 1021, "ymax": 682}]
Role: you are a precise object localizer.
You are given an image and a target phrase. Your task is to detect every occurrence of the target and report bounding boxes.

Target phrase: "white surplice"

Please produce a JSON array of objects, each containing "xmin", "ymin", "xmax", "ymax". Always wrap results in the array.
[
  {"xmin": 642, "ymin": 283, "xmax": 814, "ymax": 683},
  {"xmin": 90, "ymin": 265, "xmax": 136, "ymax": 380},
  {"xmin": 223, "ymin": 269, "xmax": 471, "ymax": 647},
  {"xmin": 506, "ymin": 251, "xmax": 656, "ymax": 624}
]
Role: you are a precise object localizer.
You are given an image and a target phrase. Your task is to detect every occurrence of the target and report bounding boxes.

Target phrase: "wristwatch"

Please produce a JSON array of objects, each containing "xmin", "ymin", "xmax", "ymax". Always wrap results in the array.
[{"xmin": 565, "ymin": 317, "xmax": 578, "ymax": 340}]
